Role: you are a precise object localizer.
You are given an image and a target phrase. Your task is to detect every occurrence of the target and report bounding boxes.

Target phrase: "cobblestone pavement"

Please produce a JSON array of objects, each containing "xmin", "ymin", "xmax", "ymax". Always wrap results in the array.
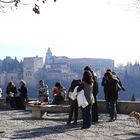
[{"xmin": 0, "ymin": 109, "xmax": 140, "ymax": 140}]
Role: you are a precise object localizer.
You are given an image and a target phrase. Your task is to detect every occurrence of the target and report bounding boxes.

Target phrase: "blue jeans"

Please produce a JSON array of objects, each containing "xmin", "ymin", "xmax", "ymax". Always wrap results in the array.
[
  {"xmin": 106, "ymin": 100, "xmax": 117, "ymax": 119},
  {"xmin": 81, "ymin": 104, "xmax": 92, "ymax": 128}
]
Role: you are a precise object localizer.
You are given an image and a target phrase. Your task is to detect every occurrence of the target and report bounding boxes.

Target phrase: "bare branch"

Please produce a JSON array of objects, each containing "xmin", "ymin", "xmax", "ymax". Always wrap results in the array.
[
  {"xmin": 0, "ymin": 0, "xmax": 14, "ymax": 3},
  {"xmin": 0, "ymin": 0, "xmax": 57, "ymax": 14}
]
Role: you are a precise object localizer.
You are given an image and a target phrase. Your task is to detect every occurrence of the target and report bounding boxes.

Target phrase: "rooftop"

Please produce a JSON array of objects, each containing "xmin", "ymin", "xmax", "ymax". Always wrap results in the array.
[{"xmin": 0, "ymin": 110, "xmax": 140, "ymax": 140}]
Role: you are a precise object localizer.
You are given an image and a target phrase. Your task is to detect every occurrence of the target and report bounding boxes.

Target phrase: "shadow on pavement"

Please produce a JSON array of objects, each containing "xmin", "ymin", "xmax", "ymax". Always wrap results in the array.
[{"xmin": 11, "ymin": 123, "xmax": 81, "ymax": 139}]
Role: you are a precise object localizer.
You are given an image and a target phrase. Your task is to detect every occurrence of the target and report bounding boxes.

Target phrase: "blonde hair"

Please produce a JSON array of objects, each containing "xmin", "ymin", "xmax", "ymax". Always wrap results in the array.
[{"xmin": 20, "ymin": 80, "xmax": 26, "ymax": 86}]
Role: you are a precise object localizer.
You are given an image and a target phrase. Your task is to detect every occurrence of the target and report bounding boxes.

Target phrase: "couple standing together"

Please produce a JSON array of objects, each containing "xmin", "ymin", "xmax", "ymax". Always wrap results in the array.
[{"xmin": 67, "ymin": 66, "xmax": 99, "ymax": 129}]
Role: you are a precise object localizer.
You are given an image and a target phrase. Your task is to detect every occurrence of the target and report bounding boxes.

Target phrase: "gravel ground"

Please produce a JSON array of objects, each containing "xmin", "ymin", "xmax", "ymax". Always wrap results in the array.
[{"xmin": 0, "ymin": 109, "xmax": 140, "ymax": 140}]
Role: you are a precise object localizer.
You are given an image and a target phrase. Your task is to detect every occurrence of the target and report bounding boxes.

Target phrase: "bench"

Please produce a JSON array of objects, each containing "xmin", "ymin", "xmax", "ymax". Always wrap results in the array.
[{"xmin": 26, "ymin": 103, "xmax": 70, "ymax": 118}]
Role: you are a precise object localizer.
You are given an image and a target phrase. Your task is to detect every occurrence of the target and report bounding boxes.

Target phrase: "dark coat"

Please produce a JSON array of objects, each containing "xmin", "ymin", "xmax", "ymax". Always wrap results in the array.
[
  {"xmin": 18, "ymin": 85, "xmax": 28, "ymax": 101},
  {"xmin": 104, "ymin": 78, "xmax": 119, "ymax": 102},
  {"xmin": 6, "ymin": 86, "xmax": 17, "ymax": 96}
]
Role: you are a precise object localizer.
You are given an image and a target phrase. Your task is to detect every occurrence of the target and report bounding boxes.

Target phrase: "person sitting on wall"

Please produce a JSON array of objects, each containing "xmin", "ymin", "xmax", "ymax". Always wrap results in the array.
[
  {"xmin": 6, "ymin": 81, "xmax": 17, "ymax": 109},
  {"xmin": 52, "ymin": 82, "xmax": 66, "ymax": 105},
  {"xmin": 37, "ymin": 80, "xmax": 49, "ymax": 104},
  {"xmin": 16, "ymin": 80, "xmax": 28, "ymax": 109}
]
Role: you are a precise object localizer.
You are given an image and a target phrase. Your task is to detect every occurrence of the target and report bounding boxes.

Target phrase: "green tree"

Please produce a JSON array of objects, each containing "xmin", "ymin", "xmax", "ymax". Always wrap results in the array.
[{"xmin": 131, "ymin": 94, "xmax": 136, "ymax": 101}]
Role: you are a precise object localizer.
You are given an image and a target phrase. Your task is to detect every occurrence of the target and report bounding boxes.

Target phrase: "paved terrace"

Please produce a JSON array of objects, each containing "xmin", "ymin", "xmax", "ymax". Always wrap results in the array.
[{"xmin": 0, "ymin": 109, "xmax": 140, "ymax": 140}]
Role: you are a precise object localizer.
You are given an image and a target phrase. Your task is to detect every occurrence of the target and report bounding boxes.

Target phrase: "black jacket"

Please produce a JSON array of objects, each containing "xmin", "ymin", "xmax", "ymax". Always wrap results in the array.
[{"xmin": 104, "ymin": 78, "xmax": 118, "ymax": 102}]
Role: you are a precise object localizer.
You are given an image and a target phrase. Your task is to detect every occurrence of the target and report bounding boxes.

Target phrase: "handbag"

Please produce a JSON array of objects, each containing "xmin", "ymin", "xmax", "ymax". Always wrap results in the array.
[
  {"xmin": 77, "ymin": 89, "xmax": 88, "ymax": 108},
  {"xmin": 68, "ymin": 86, "xmax": 78, "ymax": 100}
]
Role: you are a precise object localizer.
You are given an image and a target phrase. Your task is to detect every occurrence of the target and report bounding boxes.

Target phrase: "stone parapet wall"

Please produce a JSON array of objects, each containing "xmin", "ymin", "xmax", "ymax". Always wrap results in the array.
[
  {"xmin": 0, "ymin": 98, "xmax": 140, "ymax": 114},
  {"xmin": 98, "ymin": 100, "xmax": 140, "ymax": 114}
]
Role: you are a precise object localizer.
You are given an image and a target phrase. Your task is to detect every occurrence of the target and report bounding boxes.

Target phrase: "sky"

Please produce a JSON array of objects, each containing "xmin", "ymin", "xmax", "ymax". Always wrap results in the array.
[{"xmin": 0, "ymin": 0, "xmax": 140, "ymax": 66}]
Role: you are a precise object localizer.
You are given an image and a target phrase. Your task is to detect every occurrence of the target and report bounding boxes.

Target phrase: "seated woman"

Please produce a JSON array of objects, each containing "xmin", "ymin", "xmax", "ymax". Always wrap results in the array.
[
  {"xmin": 37, "ymin": 80, "xmax": 49, "ymax": 104},
  {"xmin": 52, "ymin": 82, "xmax": 66, "ymax": 105},
  {"xmin": 16, "ymin": 80, "xmax": 28, "ymax": 109},
  {"xmin": 6, "ymin": 81, "xmax": 17, "ymax": 109}
]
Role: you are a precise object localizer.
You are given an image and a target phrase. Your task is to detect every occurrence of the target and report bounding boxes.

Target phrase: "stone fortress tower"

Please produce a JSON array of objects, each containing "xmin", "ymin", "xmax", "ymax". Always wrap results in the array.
[{"xmin": 45, "ymin": 47, "xmax": 53, "ymax": 65}]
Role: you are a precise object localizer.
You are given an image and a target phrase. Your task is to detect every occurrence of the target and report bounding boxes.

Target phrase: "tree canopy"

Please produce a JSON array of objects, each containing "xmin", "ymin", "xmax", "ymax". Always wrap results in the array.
[{"xmin": 0, "ymin": 0, "xmax": 56, "ymax": 14}]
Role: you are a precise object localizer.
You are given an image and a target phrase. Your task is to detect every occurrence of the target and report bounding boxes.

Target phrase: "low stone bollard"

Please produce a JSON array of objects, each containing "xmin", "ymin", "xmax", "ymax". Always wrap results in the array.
[{"xmin": 0, "ymin": 98, "xmax": 11, "ymax": 109}]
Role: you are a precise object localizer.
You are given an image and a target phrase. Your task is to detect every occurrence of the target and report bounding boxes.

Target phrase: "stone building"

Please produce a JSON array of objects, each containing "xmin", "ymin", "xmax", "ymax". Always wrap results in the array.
[
  {"xmin": 44, "ymin": 48, "xmax": 114, "ymax": 79},
  {"xmin": 0, "ymin": 73, "xmax": 6, "ymax": 87},
  {"xmin": 23, "ymin": 56, "xmax": 43, "ymax": 86}
]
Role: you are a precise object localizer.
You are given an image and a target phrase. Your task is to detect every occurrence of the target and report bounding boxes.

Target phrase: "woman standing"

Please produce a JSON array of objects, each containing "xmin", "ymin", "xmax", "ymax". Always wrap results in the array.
[
  {"xmin": 84, "ymin": 66, "xmax": 99, "ymax": 123},
  {"xmin": 77, "ymin": 70, "xmax": 94, "ymax": 129},
  {"xmin": 103, "ymin": 71, "xmax": 119, "ymax": 121},
  {"xmin": 67, "ymin": 79, "xmax": 81, "ymax": 125}
]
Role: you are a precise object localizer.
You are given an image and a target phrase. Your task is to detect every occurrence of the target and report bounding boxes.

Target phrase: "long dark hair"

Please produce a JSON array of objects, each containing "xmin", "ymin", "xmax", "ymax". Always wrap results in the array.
[
  {"xmin": 55, "ymin": 82, "xmax": 63, "ymax": 88},
  {"xmin": 84, "ymin": 65, "xmax": 97, "ymax": 83},
  {"xmin": 68, "ymin": 79, "xmax": 81, "ymax": 92},
  {"xmin": 82, "ymin": 70, "xmax": 94, "ymax": 85}
]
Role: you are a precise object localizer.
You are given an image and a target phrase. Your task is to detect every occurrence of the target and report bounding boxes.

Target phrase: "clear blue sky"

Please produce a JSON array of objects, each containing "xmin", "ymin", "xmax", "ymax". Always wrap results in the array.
[{"xmin": 0, "ymin": 0, "xmax": 140, "ymax": 66}]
